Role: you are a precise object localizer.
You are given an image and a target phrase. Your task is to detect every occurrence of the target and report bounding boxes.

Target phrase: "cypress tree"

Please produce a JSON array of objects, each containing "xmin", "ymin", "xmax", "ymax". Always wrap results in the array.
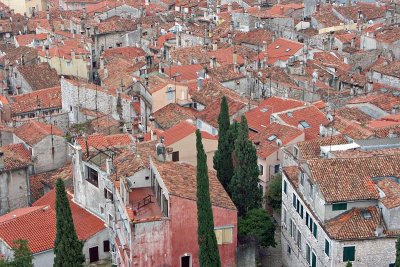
[
  {"xmin": 213, "ymin": 96, "xmax": 234, "ymax": 191},
  {"xmin": 54, "ymin": 179, "xmax": 85, "ymax": 267},
  {"xmin": 196, "ymin": 130, "xmax": 221, "ymax": 267},
  {"xmin": 396, "ymin": 236, "xmax": 400, "ymax": 267},
  {"xmin": 229, "ymin": 116, "xmax": 262, "ymax": 216}
]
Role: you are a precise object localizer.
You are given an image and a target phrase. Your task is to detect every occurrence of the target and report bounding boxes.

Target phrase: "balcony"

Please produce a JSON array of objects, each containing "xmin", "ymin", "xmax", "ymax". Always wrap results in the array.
[{"xmin": 126, "ymin": 187, "xmax": 162, "ymax": 222}]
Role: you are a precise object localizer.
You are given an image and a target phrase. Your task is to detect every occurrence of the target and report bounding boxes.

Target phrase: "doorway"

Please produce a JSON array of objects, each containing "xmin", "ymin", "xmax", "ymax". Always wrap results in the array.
[
  {"xmin": 89, "ymin": 246, "xmax": 99, "ymax": 263},
  {"xmin": 180, "ymin": 255, "xmax": 191, "ymax": 267}
]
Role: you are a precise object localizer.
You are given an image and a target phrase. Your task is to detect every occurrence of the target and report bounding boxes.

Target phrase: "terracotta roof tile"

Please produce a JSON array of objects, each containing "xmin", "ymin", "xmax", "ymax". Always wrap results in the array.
[
  {"xmin": 11, "ymin": 86, "xmax": 61, "ymax": 115},
  {"xmin": 153, "ymin": 160, "xmax": 236, "ymax": 210},
  {"xmin": 325, "ymin": 206, "xmax": 380, "ymax": 240},
  {"xmin": 251, "ymin": 123, "xmax": 303, "ymax": 158},
  {"xmin": 0, "ymin": 143, "xmax": 32, "ymax": 171},
  {"xmin": 376, "ymin": 178, "xmax": 400, "ymax": 209},
  {"xmin": 76, "ymin": 133, "xmax": 133, "ymax": 152},
  {"xmin": 296, "ymin": 135, "xmax": 347, "ymax": 160},
  {"xmin": 153, "ymin": 103, "xmax": 197, "ymax": 130},
  {"xmin": 258, "ymin": 38, "xmax": 304, "ymax": 65},
  {"xmin": 307, "ymin": 155, "xmax": 400, "ymax": 203},
  {"xmin": 14, "ymin": 121, "xmax": 64, "ymax": 145},
  {"xmin": 16, "ymin": 63, "xmax": 59, "ymax": 91}
]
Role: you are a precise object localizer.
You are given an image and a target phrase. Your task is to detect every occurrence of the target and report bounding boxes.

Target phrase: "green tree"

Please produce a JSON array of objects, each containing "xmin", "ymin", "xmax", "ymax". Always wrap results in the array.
[
  {"xmin": 396, "ymin": 236, "xmax": 400, "ymax": 267},
  {"xmin": 0, "ymin": 239, "xmax": 33, "ymax": 267},
  {"xmin": 54, "ymin": 179, "xmax": 85, "ymax": 267},
  {"xmin": 229, "ymin": 116, "xmax": 262, "ymax": 216},
  {"xmin": 346, "ymin": 262, "xmax": 353, "ymax": 267},
  {"xmin": 10, "ymin": 240, "xmax": 33, "ymax": 267},
  {"xmin": 213, "ymin": 96, "xmax": 234, "ymax": 191},
  {"xmin": 196, "ymin": 130, "xmax": 221, "ymax": 267},
  {"xmin": 267, "ymin": 174, "xmax": 282, "ymax": 211},
  {"xmin": 238, "ymin": 209, "xmax": 276, "ymax": 248}
]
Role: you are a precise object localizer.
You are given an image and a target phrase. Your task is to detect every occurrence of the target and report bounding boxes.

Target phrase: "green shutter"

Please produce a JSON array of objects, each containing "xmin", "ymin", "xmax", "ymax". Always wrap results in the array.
[
  {"xmin": 293, "ymin": 193, "xmax": 297, "ymax": 208},
  {"xmin": 312, "ymin": 252, "xmax": 316, "ymax": 267},
  {"xmin": 343, "ymin": 246, "xmax": 355, "ymax": 262},
  {"xmin": 325, "ymin": 239, "xmax": 330, "ymax": 256},
  {"xmin": 332, "ymin": 202, "xmax": 348, "ymax": 211},
  {"xmin": 313, "ymin": 222, "xmax": 318, "ymax": 238}
]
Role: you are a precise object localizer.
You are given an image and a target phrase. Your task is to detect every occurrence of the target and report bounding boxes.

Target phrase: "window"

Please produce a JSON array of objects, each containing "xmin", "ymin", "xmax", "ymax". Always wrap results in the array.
[
  {"xmin": 312, "ymin": 251, "xmax": 317, "ymax": 267},
  {"xmin": 297, "ymin": 230, "xmax": 302, "ymax": 249},
  {"xmin": 104, "ymin": 188, "xmax": 114, "ymax": 202},
  {"xmin": 86, "ymin": 166, "xmax": 99, "ymax": 187},
  {"xmin": 332, "ymin": 202, "xmax": 348, "ymax": 211},
  {"xmin": 283, "ymin": 180, "xmax": 287, "ymax": 194},
  {"xmin": 215, "ymin": 227, "xmax": 233, "ymax": 245},
  {"xmin": 211, "ymin": 128, "xmax": 217, "ymax": 135},
  {"xmin": 274, "ymin": 164, "xmax": 280, "ymax": 173},
  {"xmin": 313, "ymin": 222, "xmax": 318, "ymax": 238},
  {"xmin": 293, "ymin": 146, "xmax": 299, "ymax": 159},
  {"xmin": 343, "ymin": 246, "xmax": 355, "ymax": 262},
  {"xmin": 300, "ymin": 204, "xmax": 304, "ymax": 219},
  {"xmin": 283, "ymin": 207, "xmax": 287, "ymax": 227},
  {"xmin": 162, "ymin": 194, "xmax": 169, "ymax": 217},
  {"xmin": 309, "ymin": 181, "xmax": 314, "ymax": 199},
  {"xmin": 103, "ymin": 240, "xmax": 110, "ymax": 252},
  {"xmin": 287, "ymin": 245, "xmax": 291, "ymax": 255},
  {"xmin": 300, "ymin": 172, "xmax": 305, "ymax": 186},
  {"xmin": 325, "ymin": 239, "xmax": 330, "ymax": 257},
  {"xmin": 167, "ymin": 87, "xmax": 175, "ymax": 102},
  {"xmin": 296, "ymin": 200, "xmax": 300, "ymax": 213},
  {"xmin": 172, "ymin": 151, "xmax": 179, "ymax": 162},
  {"xmin": 197, "ymin": 120, "xmax": 203, "ymax": 128},
  {"xmin": 306, "ymin": 243, "xmax": 311, "ymax": 264},
  {"xmin": 299, "ymin": 120, "xmax": 311, "ymax": 129},
  {"xmin": 292, "ymin": 193, "xmax": 297, "ymax": 208},
  {"xmin": 259, "ymin": 164, "xmax": 264, "ymax": 175},
  {"xmin": 306, "ymin": 212, "xmax": 309, "ymax": 228}
]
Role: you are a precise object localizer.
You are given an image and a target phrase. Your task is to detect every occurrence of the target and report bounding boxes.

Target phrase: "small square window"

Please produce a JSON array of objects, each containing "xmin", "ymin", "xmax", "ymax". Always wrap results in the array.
[
  {"xmin": 332, "ymin": 203, "xmax": 347, "ymax": 211},
  {"xmin": 103, "ymin": 240, "xmax": 110, "ymax": 252},
  {"xmin": 343, "ymin": 246, "xmax": 355, "ymax": 262}
]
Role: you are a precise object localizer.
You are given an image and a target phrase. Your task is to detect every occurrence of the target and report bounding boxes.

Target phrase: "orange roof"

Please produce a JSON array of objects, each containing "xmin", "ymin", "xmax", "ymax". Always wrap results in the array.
[
  {"xmin": 103, "ymin": 46, "xmax": 146, "ymax": 60},
  {"xmin": 162, "ymin": 120, "xmax": 216, "ymax": 147},
  {"xmin": 244, "ymin": 97, "xmax": 305, "ymax": 132},
  {"xmin": 15, "ymin": 33, "xmax": 47, "ymax": 47},
  {"xmin": 11, "ymin": 86, "xmax": 61, "ymax": 114},
  {"xmin": 367, "ymin": 113, "xmax": 400, "ymax": 129},
  {"xmin": 261, "ymin": 38, "xmax": 304, "ymax": 65},
  {"xmin": 165, "ymin": 64, "xmax": 203, "ymax": 82},
  {"xmin": 275, "ymin": 105, "xmax": 328, "ymax": 140},
  {"xmin": 76, "ymin": 133, "xmax": 133, "ymax": 151},
  {"xmin": 208, "ymin": 47, "xmax": 245, "ymax": 65},
  {"xmin": 156, "ymin": 32, "xmax": 175, "ymax": 49},
  {"xmin": 14, "ymin": 121, "xmax": 64, "ymax": 145},
  {"xmin": 0, "ymin": 143, "xmax": 32, "ymax": 170}
]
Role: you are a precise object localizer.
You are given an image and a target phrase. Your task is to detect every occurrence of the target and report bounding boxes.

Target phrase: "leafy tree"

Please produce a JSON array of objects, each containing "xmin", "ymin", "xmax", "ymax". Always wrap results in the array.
[
  {"xmin": 196, "ymin": 130, "xmax": 221, "ymax": 267},
  {"xmin": 0, "ymin": 239, "xmax": 33, "ymax": 267},
  {"xmin": 213, "ymin": 96, "xmax": 234, "ymax": 192},
  {"xmin": 229, "ymin": 116, "xmax": 262, "ymax": 216},
  {"xmin": 54, "ymin": 179, "xmax": 85, "ymax": 267},
  {"xmin": 346, "ymin": 262, "xmax": 352, "ymax": 267},
  {"xmin": 238, "ymin": 209, "xmax": 276, "ymax": 248},
  {"xmin": 267, "ymin": 174, "xmax": 282, "ymax": 211},
  {"xmin": 395, "ymin": 236, "xmax": 400, "ymax": 267}
]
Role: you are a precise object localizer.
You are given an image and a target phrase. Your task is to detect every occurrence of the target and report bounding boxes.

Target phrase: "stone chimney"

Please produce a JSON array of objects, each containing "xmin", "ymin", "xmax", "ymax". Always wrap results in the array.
[
  {"xmin": 216, "ymin": 5, "xmax": 221, "ymax": 14},
  {"xmin": 70, "ymin": 49, "xmax": 75, "ymax": 60},
  {"xmin": 106, "ymin": 158, "xmax": 114, "ymax": 175},
  {"xmin": 210, "ymin": 57, "xmax": 216, "ymax": 68},
  {"xmin": 212, "ymin": 42, "xmax": 218, "ymax": 51},
  {"xmin": 228, "ymin": 3, "xmax": 232, "ymax": 12},
  {"xmin": 99, "ymin": 56, "xmax": 104, "ymax": 69},
  {"xmin": 233, "ymin": 50, "xmax": 238, "ymax": 65}
]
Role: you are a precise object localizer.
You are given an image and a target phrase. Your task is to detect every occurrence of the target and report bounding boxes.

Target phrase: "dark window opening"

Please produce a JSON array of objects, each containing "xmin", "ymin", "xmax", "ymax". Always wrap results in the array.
[
  {"xmin": 172, "ymin": 151, "xmax": 179, "ymax": 162},
  {"xmin": 343, "ymin": 246, "xmax": 355, "ymax": 262},
  {"xmin": 87, "ymin": 166, "xmax": 99, "ymax": 187},
  {"xmin": 103, "ymin": 240, "xmax": 110, "ymax": 252}
]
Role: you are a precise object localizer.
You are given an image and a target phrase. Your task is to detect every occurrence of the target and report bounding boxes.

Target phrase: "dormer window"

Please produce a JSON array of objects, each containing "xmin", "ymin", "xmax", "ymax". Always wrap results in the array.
[
  {"xmin": 267, "ymin": 135, "xmax": 277, "ymax": 141},
  {"xmin": 275, "ymin": 45, "xmax": 280, "ymax": 49},
  {"xmin": 285, "ymin": 48, "xmax": 291, "ymax": 52},
  {"xmin": 299, "ymin": 120, "xmax": 310, "ymax": 129}
]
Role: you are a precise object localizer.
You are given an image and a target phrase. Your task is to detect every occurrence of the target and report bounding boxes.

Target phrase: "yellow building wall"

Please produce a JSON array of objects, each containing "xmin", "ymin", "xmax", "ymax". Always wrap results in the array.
[
  {"xmin": 0, "ymin": 0, "xmax": 47, "ymax": 16},
  {"xmin": 151, "ymin": 84, "xmax": 189, "ymax": 112},
  {"xmin": 39, "ymin": 55, "xmax": 89, "ymax": 81}
]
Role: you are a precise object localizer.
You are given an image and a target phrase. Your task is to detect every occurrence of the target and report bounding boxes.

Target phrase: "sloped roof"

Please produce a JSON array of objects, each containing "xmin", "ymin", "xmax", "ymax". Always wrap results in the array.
[
  {"xmin": 14, "ymin": 121, "xmax": 64, "ymax": 145},
  {"xmin": 0, "ymin": 143, "xmax": 32, "ymax": 170}
]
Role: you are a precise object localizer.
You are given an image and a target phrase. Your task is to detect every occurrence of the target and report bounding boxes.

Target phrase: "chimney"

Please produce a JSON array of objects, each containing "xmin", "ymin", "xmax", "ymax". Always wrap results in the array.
[
  {"xmin": 280, "ymin": 6, "xmax": 284, "ymax": 15},
  {"xmin": 70, "ymin": 49, "xmax": 75, "ymax": 59},
  {"xmin": 106, "ymin": 158, "xmax": 114, "ymax": 175},
  {"xmin": 104, "ymin": 68, "xmax": 108, "ymax": 79},
  {"xmin": 216, "ymin": 5, "xmax": 221, "ymax": 14},
  {"xmin": 233, "ymin": 50, "xmax": 238, "ymax": 65},
  {"xmin": 100, "ymin": 56, "xmax": 104, "ymax": 69},
  {"xmin": 145, "ymin": 0, "xmax": 150, "ymax": 6},
  {"xmin": 351, "ymin": 37, "xmax": 355, "ymax": 48},
  {"xmin": 212, "ymin": 42, "xmax": 218, "ymax": 51},
  {"xmin": 0, "ymin": 151, "xmax": 4, "ymax": 170},
  {"xmin": 156, "ymin": 137, "xmax": 166, "ymax": 162},
  {"xmin": 228, "ymin": 3, "xmax": 232, "ymax": 12},
  {"xmin": 197, "ymin": 71, "xmax": 204, "ymax": 91},
  {"xmin": 37, "ymin": 21, "xmax": 41, "ymax": 28},
  {"xmin": 316, "ymin": 4, "xmax": 320, "ymax": 12},
  {"xmin": 46, "ymin": 12, "xmax": 50, "ymax": 20},
  {"xmin": 210, "ymin": 57, "xmax": 216, "ymax": 68}
]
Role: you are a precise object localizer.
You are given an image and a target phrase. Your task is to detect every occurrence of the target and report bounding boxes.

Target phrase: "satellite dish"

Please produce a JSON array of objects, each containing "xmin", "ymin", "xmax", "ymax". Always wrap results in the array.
[{"xmin": 326, "ymin": 113, "xmax": 334, "ymax": 122}]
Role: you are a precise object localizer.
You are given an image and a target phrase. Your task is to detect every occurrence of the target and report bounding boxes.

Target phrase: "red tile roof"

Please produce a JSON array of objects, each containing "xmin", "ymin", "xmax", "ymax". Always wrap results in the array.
[
  {"xmin": 11, "ymin": 86, "xmax": 61, "ymax": 115},
  {"xmin": 296, "ymin": 135, "xmax": 347, "ymax": 160},
  {"xmin": 152, "ymin": 160, "xmax": 236, "ymax": 210},
  {"xmin": 376, "ymin": 178, "xmax": 400, "ymax": 209},
  {"xmin": 14, "ymin": 121, "xmax": 64, "ymax": 145},
  {"xmin": 244, "ymin": 97, "xmax": 305, "ymax": 132},
  {"xmin": 208, "ymin": 47, "xmax": 245, "ymax": 65},
  {"xmin": 274, "ymin": 105, "xmax": 328, "ymax": 140},
  {"xmin": 162, "ymin": 120, "xmax": 217, "ymax": 147},
  {"xmin": 153, "ymin": 103, "xmax": 197, "ymax": 130},
  {"xmin": 259, "ymin": 38, "xmax": 304, "ymax": 65},
  {"xmin": 0, "ymin": 143, "xmax": 32, "ymax": 171},
  {"xmin": 15, "ymin": 33, "xmax": 47, "ymax": 47},
  {"xmin": 251, "ymin": 123, "xmax": 304, "ymax": 158},
  {"xmin": 307, "ymin": 155, "xmax": 400, "ymax": 203},
  {"xmin": 16, "ymin": 63, "xmax": 60, "ymax": 91},
  {"xmin": 103, "ymin": 46, "xmax": 146, "ymax": 60},
  {"xmin": 325, "ymin": 206, "xmax": 381, "ymax": 240},
  {"xmin": 165, "ymin": 64, "xmax": 203, "ymax": 82},
  {"xmin": 76, "ymin": 133, "xmax": 133, "ymax": 152}
]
